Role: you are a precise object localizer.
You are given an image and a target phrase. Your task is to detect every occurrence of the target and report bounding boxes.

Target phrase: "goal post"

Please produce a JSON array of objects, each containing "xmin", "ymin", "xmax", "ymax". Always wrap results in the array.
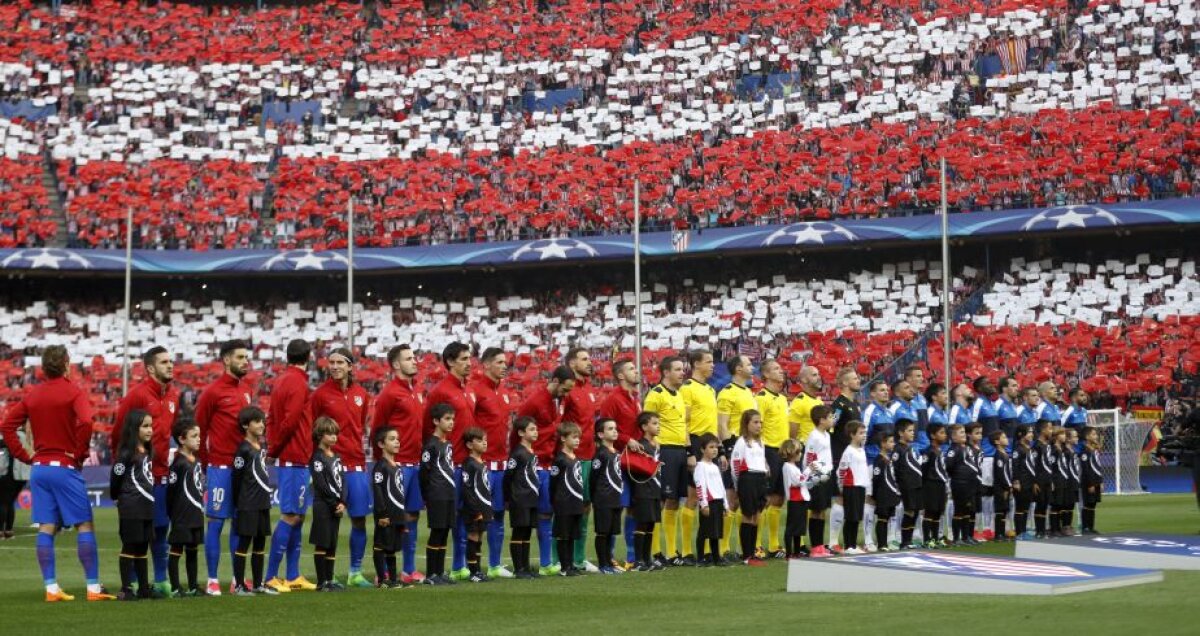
[{"xmin": 1086, "ymin": 409, "xmax": 1155, "ymax": 495}]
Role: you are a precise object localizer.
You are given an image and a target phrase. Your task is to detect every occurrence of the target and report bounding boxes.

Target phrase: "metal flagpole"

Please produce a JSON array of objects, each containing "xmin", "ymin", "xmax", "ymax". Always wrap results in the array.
[
  {"xmin": 347, "ymin": 198, "xmax": 355, "ymax": 352},
  {"xmin": 940, "ymin": 158, "xmax": 952, "ymax": 386},
  {"xmin": 122, "ymin": 206, "xmax": 133, "ymax": 396},
  {"xmin": 633, "ymin": 179, "xmax": 643, "ymax": 384}
]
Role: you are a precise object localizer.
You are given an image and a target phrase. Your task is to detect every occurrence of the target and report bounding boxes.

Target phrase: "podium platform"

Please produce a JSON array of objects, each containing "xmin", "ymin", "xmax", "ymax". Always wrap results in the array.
[
  {"xmin": 786, "ymin": 551, "xmax": 1163, "ymax": 596},
  {"xmin": 1016, "ymin": 533, "xmax": 1200, "ymax": 570}
]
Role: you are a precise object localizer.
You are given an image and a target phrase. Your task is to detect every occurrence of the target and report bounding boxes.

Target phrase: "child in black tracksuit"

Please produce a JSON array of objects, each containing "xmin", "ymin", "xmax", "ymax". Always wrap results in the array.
[
  {"xmin": 552, "ymin": 423, "xmax": 586, "ymax": 577},
  {"xmin": 111, "ymin": 410, "xmax": 156, "ymax": 600},
  {"xmin": 310, "ymin": 416, "xmax": 346, "ymax": 591},
  {"xmin": 591, "ymin": 419, "xmax": 624, "ymax": 571},
  {"xmin": 946, "ymin": 425, "xmax": 979, "ymax": 545},
  {"xmin": 871, "ymin": 433, "xmax": 900, "ymax": 551},
  {"xmin": 966, "ymin": 424, "xmax": 985, "ymax": 542},
  {"xmin": 1011, "ymin": 426, "xmax": 1036, "ymax": 538},
  {"xmin": 1079, "ymin": 427, "xmax": 1103, "ymax": 534},
  {"xmin": 1034, "ymin": 422, "xmax": 1056, "ymax": 538},
  {"xmin": 921, "ymin": 425, "xmax": 949, "ymax": 546},
  {"xmin": 231, "ymin": 407, "xmax": 272, "ymax": 595},
  {"xmin": 893, "ymin": 421, "xmax": 923, "ymax": 549},
  {"xmin": 461, "ymin": 428, "xmax": 493, "ymax": 582},
  {"xmin": 420, "ymin": 404, "xmax": 457, "ymax": 585},
  {"xmin": 628, "ymin": 413, "xmax": 663, "ymax": 571},
  {"xmin": 990, "ymin": 430, "xmax": 1012, "ymax": 540},
  {"xmin": 167, "ymin": 418, "xmax": 205, "ymax": 596},
  {"xmin": 371, "ymin": 427, "xmax": 407, "ymax": 588},
  {"xmin": 506, "ymin": 417, "xmax": 541, "ymax": 578},
  {"xmin": 1051, "ymin": 428, "xmax": 1072, "ymax": 536},
  {"xmin": 1061, "ymin": 428, "xmax": 1082, "ymax": 535}
]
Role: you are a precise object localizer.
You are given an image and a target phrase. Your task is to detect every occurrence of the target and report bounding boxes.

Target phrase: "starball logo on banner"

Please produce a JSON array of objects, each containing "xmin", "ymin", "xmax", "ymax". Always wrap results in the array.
[{"xmin": 0, "ymin": 198, "xmax": 1196, "ymax": 274}]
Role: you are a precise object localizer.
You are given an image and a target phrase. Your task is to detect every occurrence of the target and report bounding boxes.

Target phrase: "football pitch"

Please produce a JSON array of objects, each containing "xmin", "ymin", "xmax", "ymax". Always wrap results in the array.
[{"xmin": 0, "ymin": 494, "xmax": 1195, "ymax": 634}]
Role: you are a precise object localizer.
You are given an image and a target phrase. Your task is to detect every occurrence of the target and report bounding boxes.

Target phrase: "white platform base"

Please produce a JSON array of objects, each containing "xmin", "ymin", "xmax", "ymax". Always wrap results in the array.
[
  {"xmin": 1016, "ymin": 534, "xmax": 1200, "ymax": 570},
  {"xmin": 786, "ymin": 551, "xmax": 1163, "ymax": 596}
]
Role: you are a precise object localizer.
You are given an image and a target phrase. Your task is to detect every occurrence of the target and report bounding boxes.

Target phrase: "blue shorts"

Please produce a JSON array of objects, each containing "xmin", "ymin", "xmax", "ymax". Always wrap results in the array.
[
  {"xmin": 30, "ymin": 465, "xmax": 93, "ymax": 527},
  {"xmin": 489, "ymin": 470, "xmax": 506, "ymax": 513},
  {"xmin": 153, "ymin": 483, "xmax": 170, "ymax": 527},
  {"xmin": 401, "ymin": 465, "xmax": 423, "ymax": 512},
  {"xmin": 206, "ymin": 466, "xmax": 233, "ymax": 519},
  {"xmin": 620, "ymin": 474, "xmax": 632, "ymax": 509},
  {"xmin": 344, "ymin": 470, "xmax": 372, "ymax": 519},
  {"xmin": 537, "ymin": 469, "xmax": 552, "ymax": 515},
  {"xmin": 454, "ymin": 467, "xmax": 464, "ymax": 508},
  {"xmin": 277, "ymin": 466, "xmax": 312, "ymax": 515}
]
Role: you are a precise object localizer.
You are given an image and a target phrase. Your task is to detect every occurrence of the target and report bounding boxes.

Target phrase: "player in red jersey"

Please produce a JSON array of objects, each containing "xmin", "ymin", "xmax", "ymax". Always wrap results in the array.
[
  {"xmin": 264, "ymin": 339, "xmax": 316, "ymax": 592},
  {"xmin": 422, "ymin": 341, "xmax": 476, "ymax": 579},
  {"xmin": 516, "ymin": 366, "xmax": 575, "ymax": 574},
  {"xmin": 112, "ymin": 345, "xmax": 178, "ymax": 594},
  {"xmin": 194, "ymin": 339, "xmax": 253, "ymax": 595},
  {"xmin": 597, "ymin": 358, "xmax": 642, "ymax": 564},
  {"xmin": 599, "ymin": 359, "xmax": 642, "ymax": 452},
  {"xmin": 469, "ymin": 347, "xmax": 517, "ymax": 578},
  {"xmin": 1, "ymin": 346, "xmax": 115, "ymax": 602},
  {"xmin": 562, "ymin": 347, "xmax": 600, "ymax": 571},
  {"xmin": 372, "ymin": 344, "xmax": 426, "ymax": 583},
  {"xmin": 311, "ymin": 346, "xmax": 372, "ymax": 587}
]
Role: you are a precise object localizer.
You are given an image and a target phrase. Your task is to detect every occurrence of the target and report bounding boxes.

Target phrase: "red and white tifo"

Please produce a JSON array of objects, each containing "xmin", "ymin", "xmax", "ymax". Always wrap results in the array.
[{"xmin": 0, "ymin": 0, "xmax": 1197, "ymax": 249}]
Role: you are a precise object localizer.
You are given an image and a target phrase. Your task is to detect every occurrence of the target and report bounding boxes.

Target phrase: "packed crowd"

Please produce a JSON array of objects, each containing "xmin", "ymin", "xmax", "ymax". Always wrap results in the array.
[
  {"xmin": 0, "ymin": 153, "xmax": 55, "ymax": 248},
  {"xmin": 0, "ymin": 0, "xmax": 1195, "ymax": 248},
  {"xmin": 1, "ymin": 248, "xmax": 1195, "ymax": 455}
]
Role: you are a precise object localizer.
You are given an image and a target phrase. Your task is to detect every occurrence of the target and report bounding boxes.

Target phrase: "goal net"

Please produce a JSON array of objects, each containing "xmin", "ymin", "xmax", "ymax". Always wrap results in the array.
[{"xmin": 1087, "ymin": 409, "xmax": 1155, "ymax": 495}]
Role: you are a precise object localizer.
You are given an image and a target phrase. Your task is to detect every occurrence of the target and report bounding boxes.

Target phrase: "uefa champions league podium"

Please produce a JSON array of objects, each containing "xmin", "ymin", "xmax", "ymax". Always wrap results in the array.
[
  {"xmin": 785, "ymin": 551, "xmax": 1163, "ymax": 595},
  {"xmin": 1016, "ymin": 534, "xmax": 1200, "ymax": 570}
]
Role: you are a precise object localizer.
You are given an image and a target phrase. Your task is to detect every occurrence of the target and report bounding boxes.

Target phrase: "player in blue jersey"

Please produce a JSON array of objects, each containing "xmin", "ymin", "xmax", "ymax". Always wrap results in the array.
[
  {"xmin": 1061, "ymin": 389, "xmax": 1090, "ymax": 432},
  {"xmin": 1035, "ymin": 382, "xmax": 1062, "ymax": 426},
  {"xmin": 1015, "ymin": 387, "xmax": 1040, "ymax": 428},
  {"xmin": 925, "ymin": 383, "xmax": 949, "ymax": 426},
  {"xmin": 903, "ymin": 366, "xmax": 930, "ymax": 452},
  {"xmin": 886, "ymin": 380, "xmax": 918, "ymax": 546},
  {"xmin": 860, "ymin": 382, "xmax": 892, "ymax": 551},
  {"xmin": 994, "ymin": 377, "xmax": 1021, "ymax": 445}
]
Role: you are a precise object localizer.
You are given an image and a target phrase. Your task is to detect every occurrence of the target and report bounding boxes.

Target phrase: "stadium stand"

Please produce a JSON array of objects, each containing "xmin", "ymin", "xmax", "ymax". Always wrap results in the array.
[
  {"xmin": 0, "ymin": 0, "xmax": 1196, "ymax": 247},
  {"xmin": 0, "ymin": 153, "xmax": 55, "ymax": 248},
  {"xmin": 1, "ymin": 248, "xmax": 1197, "ymax": 461}
]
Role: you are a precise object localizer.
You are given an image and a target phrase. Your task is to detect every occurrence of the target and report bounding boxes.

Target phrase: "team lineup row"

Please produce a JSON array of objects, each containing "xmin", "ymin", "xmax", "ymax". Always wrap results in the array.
[{"xmin": 0, "ymin": 338, "xmax": 1100, "ymax": 600}]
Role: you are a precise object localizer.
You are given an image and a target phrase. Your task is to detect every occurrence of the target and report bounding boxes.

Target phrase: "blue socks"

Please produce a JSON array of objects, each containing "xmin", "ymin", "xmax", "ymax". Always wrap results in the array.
[
  {"xmin": 537, "ymin": 517, "xmax": 553, "ymax": 567},
  {"xmin": 205, "ymin": 519, "xmax": 224, "ymax": 579},
  {"xmin": 37, "ymin": 532, "xmax": 56, "ymax": 585},
  {"xmin": 152, "ymin": 526, "xmax": 169, "ymax": 583},
  {"xmin": 349, "ymin": 524, "xmax": 367, "ymax": 573},
  {"xmin": 266, "ymin": 520, "xmax": 291, "ymax": 581},
  {"xmin": 487, "ymin": 512, "xmax": 505, "ymax": 568},
  {"xmin": 452, "ymin": 516, "xmax": 467, "ymax": 571},
  {"xmin": 77, "ymin": 530, "xmax": 99, "ymax": 584},
  {"xmin": 286, "ymin": 520, "xmax": 303, "ymax": 581},
  {"xmin": 624, "ymin": 515, "xmax": 638, "ymax": 562},
  {"xmin": 403, "ymin": 520, "xmax": 418, "ymax": 574}
]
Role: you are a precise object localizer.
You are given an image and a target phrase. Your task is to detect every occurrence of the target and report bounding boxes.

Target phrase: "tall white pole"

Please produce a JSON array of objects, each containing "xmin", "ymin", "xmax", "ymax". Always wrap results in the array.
[
  {"xmin": 633, "ymin": 179, "xmax": 643, "ymax": 385},
  {"xmin": 941, "ymin": 158, "xmax": 952, "ymax": 386},
  {"xmin": 121, "ymin": 206, "xmax": 133, "ymax": 396},
  {"xmin": 347, "ymin": 198, "xmax": 355, "ymax": 352}
]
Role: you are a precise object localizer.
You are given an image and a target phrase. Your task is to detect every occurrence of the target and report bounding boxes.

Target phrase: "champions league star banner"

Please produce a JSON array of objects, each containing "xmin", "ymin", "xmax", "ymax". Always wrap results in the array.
[{"xmin": 3, "ymin": 199, "xmax": 1198, "ymax": 273}]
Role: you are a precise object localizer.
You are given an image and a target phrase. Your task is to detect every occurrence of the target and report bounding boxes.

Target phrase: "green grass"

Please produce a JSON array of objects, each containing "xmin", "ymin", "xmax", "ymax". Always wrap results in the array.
[{"xmin": 1, "ymin": 495, "xmax": 1196, "ymax": 634}]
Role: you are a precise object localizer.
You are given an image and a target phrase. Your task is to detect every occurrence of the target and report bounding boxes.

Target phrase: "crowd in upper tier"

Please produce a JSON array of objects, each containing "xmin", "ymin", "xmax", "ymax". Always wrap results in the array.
[{"xmin": 0, "ymin": 0, "xmax": 1195, "ymax": 248}]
